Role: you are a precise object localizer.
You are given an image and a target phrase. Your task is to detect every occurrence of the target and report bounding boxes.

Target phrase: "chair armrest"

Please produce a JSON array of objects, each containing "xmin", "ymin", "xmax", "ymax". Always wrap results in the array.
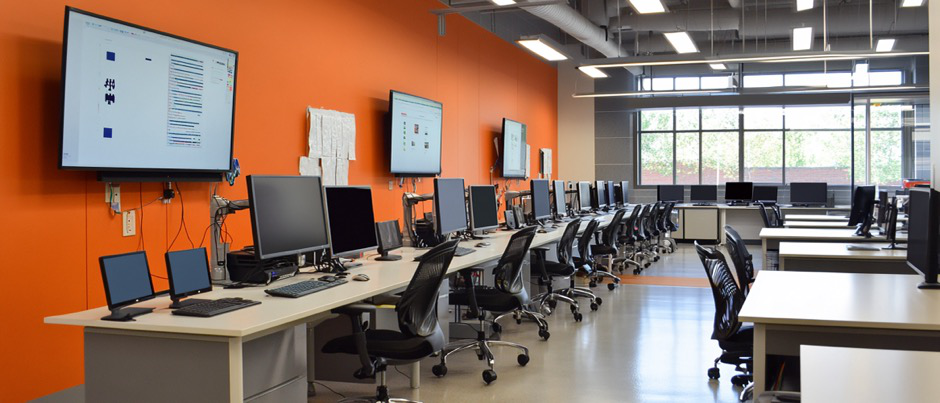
[
  {"xmin": 529, "ymin": 248, "xmax": 550, "ymax": 282},
  {"xmin": 456, "ymin": 269, "xmax": 482, "ymax": 320},
  {"xmin": 331, "ymin": 303, "xmax": 378, "ymax": 378},
  {"xmin": 331, "ymin": 303, "xmax": 377, "ymax": 317}
]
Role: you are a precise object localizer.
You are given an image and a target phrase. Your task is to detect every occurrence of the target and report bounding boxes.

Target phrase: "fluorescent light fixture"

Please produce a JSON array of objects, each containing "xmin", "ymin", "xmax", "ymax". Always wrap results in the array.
[
  {"xmin": 901, "ymin": 0, "xmax": 925, "ymax": 7},
  {"xmin": 578, "ymin": 66, "xmax": 609, "ymax": 78},
  {"xmin": 629, "ymin": 0, "xmax": 667, "ymax": 13},
  {"xmin": 517, "ymin": 37, "xmax": 568, "ymax": 61},
  {"xmin": 490, "ymin": 0, "xmax": 517, "ymax": 5},
  {"xmin": 709, "ymin": 63, "xmax": 728, "ymax": 70},
  {"xmin": 664, "ymin": 32, "xmax": 699, "ymax": 54},
  {"xmin": 572, "ymin": 89, "xmax": 723, "ymax": 99},
  {"xmin": 792, "ymin": 27, "xmax": 813, "ymax": 51},
  {"xmin": 876, "ymin": 39, "xmax": 896, "ymax": 52},
  {"xmin": 796, "ymin": 0, "xmax": 813, "ymax": 11},
  {"xmin": 577, "ymin": 50, "xmax": 929, "ymax": 69}
]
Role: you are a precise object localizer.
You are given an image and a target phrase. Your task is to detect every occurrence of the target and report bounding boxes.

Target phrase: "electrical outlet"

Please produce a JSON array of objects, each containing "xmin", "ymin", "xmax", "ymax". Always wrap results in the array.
[
  {"xmin": 123, "ymin": 210, "xmax": 136, "ymax": 237},
  {"xmin": 388, "ymin": 180, "xmax": 394, "ymax": 191}
]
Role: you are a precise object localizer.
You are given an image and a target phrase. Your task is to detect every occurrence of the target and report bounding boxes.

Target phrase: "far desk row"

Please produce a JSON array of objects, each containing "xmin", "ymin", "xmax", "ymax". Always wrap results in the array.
[
  {"xmin": 759, "ymin": 227, "xmax": 907, "ymax": 271},
  {"xmin": 44, "ymin": 212, "xmax": 622, "ymax": 402},
  {"xmin": 671, "ymin": 204, "xmax": 850, "ymax": 244}
]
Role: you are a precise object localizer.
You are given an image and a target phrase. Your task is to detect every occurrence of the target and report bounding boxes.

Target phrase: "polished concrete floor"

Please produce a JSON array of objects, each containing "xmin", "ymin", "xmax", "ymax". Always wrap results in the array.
[{"xmin": 310, "ymin": 244, "xmax": 751, "ymax": 403}]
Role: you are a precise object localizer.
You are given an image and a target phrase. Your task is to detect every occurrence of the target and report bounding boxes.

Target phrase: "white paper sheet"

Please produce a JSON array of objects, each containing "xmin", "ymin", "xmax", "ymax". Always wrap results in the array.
[
  {"xmin": 540, "ymin": 148, "xmax": 553, "ymax": 177},
  {"xmin": 307, "ymin": 107, "xmax": 323, "ymax": 158},
  {"xmin": 524, "ymin": 144, "xmax": 531, "ymax": 179},
  {"xmin": 299, "ymin": 156, "xmax": 320, "ymax": 176},
  {"xmin": 336, "ymin": 158, "xmax": 349, "ymax": 185},
  {"xmin": 343, "ymin": 114, "xmax": 356, "ymax": 160},
  {"xmin": 334, "ymin": 114, "xmax": 348, "ymax": 159},
  {"xmin": 321, "ymin": 157, "xmax": 337, "ymax": 186}
]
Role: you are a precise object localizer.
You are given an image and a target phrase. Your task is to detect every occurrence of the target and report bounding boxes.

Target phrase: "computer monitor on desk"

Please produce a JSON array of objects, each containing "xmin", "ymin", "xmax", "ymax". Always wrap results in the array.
[
  {"xmin": 657, "ymin": 185, "xmax": 684, "ymax": 203},
  {"xmin": 469, "ymin": 185, "xmax": 500, "ymax": 235},
  {"xmin": 530, "ymin": 179, "xmax": 552, "ymax": 225},
  {"xmin": 99, "ymin": 251, "xmax": 156, "ymax": 321},
  {"xmin": 690, "ymin": 185, "xmax": 717, "ymax": 205},
  {"xmin": 594, "ymin": 181, "xmax": 608, "ymax": 212},
  {"xmin": 434, "ymin": 178, "xmax": 468, "ymax": 239},
  {"xmin": 848, "ymin": 186, "xmax": 876, "ymax": 237},
  {"xmin": 606, "ymin": 180, "xmax": 617, "ymax": 210},
  {"xmin": 753, "ymin": 186, "xmax": 778, "ymax": 205},
  {"xmin": 578, "ymin": 182, "xmax": 592, "ymax": 214},
  {"xmin": 725, "ymin": 182, "xmax": 753, "ymax": 205},
  {"xmin": 876, "ymin": 190, "xmax": 890, "ymax": 228},
  {"xmin": 325, "ymin": 186, "xmax": 378, "ymax": 269},
  {"xmin": 618, "ymin": 181, "xmax": 630, "ymax": 206},
  {"xmin": 790, "ymin": 182, "xmax": 828, "ymax": 207},
  {"xmin": 375, "ymin": 220, "xmax": 403, "ymax": 261},
  {"xmin": 906, "ymin": 188, "xmax": 940, "ymax": 289},
  {"xmin": 247, "ymin": 175, "xmax": 330, "ymax": 260},
  {"xmin": 882, "ymin": 197, "xmax": 905, "ymax": 250},
  {"xmin": 552, "ymin": 180, "xmax": 568, "ymax": 220},
  {"xmin": 165, "ymin": 248, "xmax": 213, "ymax": 309}
]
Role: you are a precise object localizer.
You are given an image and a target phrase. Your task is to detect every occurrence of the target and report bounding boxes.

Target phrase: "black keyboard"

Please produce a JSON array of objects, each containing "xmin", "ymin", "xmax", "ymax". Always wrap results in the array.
[
  {"xmin": 414, "ymin": 246, "xmax": 476, "ymax": 261},
  {"xmin": 265, "ymin": 279, "xmax": 347, "ymax": 298},
  {"xmin": 172, "ymin": 298, "xmax": 261, "ymax": 317}
]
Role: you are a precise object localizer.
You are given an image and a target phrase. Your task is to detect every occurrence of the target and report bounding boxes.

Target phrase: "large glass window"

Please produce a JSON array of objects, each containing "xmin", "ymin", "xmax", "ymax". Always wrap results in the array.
[
  {"xmin": 744, "ymin": 132, "xmax": 783, "ymax": 183},
  {"xmin": 702, "ymin": 132, "xmax": 739, "ymax": 184},
  {"xmin": 639, "ymin": 132, "xmax": 674, "ymax": 185}
]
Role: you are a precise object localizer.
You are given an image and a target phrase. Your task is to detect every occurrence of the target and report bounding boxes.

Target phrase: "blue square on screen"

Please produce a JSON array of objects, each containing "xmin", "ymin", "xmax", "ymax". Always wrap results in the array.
[
  {"xmin": 106, "ymin": 51, "xmax": 115, "ymax": 61},
  {"xmin": 103, "ymin": 127, "xmax": 112, "ymax": 138}
]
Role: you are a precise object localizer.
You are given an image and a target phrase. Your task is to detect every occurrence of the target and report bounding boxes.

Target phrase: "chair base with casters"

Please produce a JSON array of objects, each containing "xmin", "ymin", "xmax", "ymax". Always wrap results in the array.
[
  {"xmin": 588, "ymin": 252, "xmax": 622, "ymax": 290},
  {"xmin": 529, "ymin": 246, "xmax": 597, "ymax": 320},
  {"xmin": 432, "ymin": 324, "xmax": 531, "ymax": 385}
]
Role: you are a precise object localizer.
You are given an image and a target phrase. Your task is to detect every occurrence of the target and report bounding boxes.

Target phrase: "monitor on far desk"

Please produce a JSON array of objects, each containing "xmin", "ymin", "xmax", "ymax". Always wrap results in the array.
[
  {"xmin": 690, "ymin": 185, "xmax": 717, "ymax": 205},
  {"xmin": 325, "ymin": 186, "xmax": 378, "ymax": 269},
  {"xmin": 606, "ymin": 180, "xmax": 616, "ymax": 209},
  {"xmin": 753, "ymin": 185, "xmax": 778, "ymax": 205},
  {"xmin": 790, "ymin": 182, "xmax": 828, "ymax": 207},
  {"xmin": 906, "ymin": 188, "xmax": 940, "ymax": 289},
  {"xmin": 848, "ymin": 185, "xmax": 876, "ymax": 238},
  {"xmin": 725, "ymin": 182, "xmax": 753, "ymax": 205},
  {"xmin": 99, "ymin": 251, "xmax": 156, "ymax": 321},
  {"xmin": 577, "ymin": 182, "xmax": 592, "ymax": 214},
  {"xmin": 165, "ymin": 248, "xmax": 214, "ymax": 309},
  {"xmin": 552, "ymin": 180, "xmax": 569, "ymax": 220},
  {"xmin": 469, "ymin": 185, "xmax": 500, "ymax": 235}
]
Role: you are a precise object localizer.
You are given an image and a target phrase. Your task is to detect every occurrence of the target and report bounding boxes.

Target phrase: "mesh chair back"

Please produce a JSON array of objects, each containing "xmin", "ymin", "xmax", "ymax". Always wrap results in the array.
[
  {"xmin": 493, "ymin": 226, "xmax": 538, "ymax": 294},
  {"xmin": 577, "ymin": 219, "xmax": 600, "ymax": 261},
  {"xmin": 555, "ymin": 219, "xmax": 581, "ymax": 265},
  {"xmin": 771, "ymin": 205, "xmax": 783, "ymax": 227},
  {"xmin": 635, "ymin": 205, "xmax": 650, "ymax": 240},
  {"xmin": 648, "ymin": 203, "xmax": 662, "ymax": 236},
  {"xmin": 621, "ymin": 207, "xmax": 641, "ymax": 243},
  {"xmin": 757, "ymin": 204, "xmax": 774, "ymax": 227},
  {"xmin": 397, "ymin": 240, "xmax": 459, "ymax": 337},
  {"xmin": 601, "ymin": 209, "xmax": 627, "ymax": 247},
  {"xmin": 694, "ymin": 242, "xmax": 745, "ymax": 341},
  {"xmin": 724, "ymin": 226, "xmax": 755, "ymax": 298},
  {"xmin": 665, "ymin": 202, "xmax": 679, "ymax": 231}
]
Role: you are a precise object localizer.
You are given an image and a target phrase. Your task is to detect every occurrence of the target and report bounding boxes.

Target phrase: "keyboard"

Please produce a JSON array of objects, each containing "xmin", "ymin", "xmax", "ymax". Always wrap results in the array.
[
  {"xmin": 414, "ymin": 246, "xmax": 476, "ymax": 261},
  {"xmin": 172, "ymin": 298, "xmax": 261, "ymax": 317},
  {"xmin": 264, "ymin": 279, "xmax": 347, "ymax": 298},
  {"xmin": 846, "ymin": 244, "xmax": 881, "ymax": 251}
]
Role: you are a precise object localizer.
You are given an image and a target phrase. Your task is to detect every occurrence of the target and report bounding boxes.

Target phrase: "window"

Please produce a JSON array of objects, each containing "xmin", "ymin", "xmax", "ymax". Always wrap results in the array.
[
  {"xmin": 701, "ymin": 76, "xmax": 732, "ymax": 89},
  {"xmin": 675, "ymin": 77, "xmax": 700, "ymax": 90},
  {"xmin": 743, "ymin": 74, "xmax": 783, "ymax": 88},
  {"xmin": 639, "ymin": 133, "xmax": 674, "ymax": 185},
  {"xmin": 702, "ymin": 132, "xmax": 739, "ymax": 184},
  {"xmin": 652, "ymin": 77, "xmax": 674, "ymax": 91},
  {"xmin": 744, "ymin": 132, "xmax": 783, "ymax": 183},
  {"xmin": 676, "ymin": 133, "xmax": 699, "ymax": 184}
]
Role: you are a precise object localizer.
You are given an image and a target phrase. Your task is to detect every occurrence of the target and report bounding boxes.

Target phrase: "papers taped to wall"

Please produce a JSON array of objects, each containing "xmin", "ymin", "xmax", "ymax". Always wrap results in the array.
[{"xmin": 304, "ymin": 106, "xmax": 357, "ymax": 184}]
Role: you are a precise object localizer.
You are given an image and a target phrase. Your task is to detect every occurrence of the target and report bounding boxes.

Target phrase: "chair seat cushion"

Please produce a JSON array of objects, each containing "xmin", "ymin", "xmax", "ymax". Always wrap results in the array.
[
  {"xmin": 322, "ymin": 329, "xmax": 442, "ymax": 362},
  {"xmin": 543, "ymin": 261, "xmax": 575, "ymax": 277},
  {"xmin": 591, "ymin": 245, "xmax": 616, "ymax": 256},
  {"xmin": 449, "ymin": 287, "xmax": 523, "ymax": 313},
  {"xmin": 718, "ymin": 325, "xmax": 753, "ymax": 352}
]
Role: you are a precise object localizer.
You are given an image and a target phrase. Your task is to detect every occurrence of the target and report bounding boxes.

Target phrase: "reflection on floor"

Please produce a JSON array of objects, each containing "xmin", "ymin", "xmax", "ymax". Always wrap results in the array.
[{"xmin": 309, "ymin": 245, "xmax": 750, "ymax": 403}]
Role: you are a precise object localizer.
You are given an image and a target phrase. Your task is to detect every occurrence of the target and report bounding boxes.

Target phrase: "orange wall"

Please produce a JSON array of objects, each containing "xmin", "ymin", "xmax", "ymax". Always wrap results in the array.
[{"xmin": 0, "ymin": 0, "xmax": 557, "ymax": 401}]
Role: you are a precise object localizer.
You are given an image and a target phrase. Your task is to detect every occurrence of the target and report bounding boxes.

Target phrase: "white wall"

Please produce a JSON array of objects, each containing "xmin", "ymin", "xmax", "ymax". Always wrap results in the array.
[{"xmin": 557, "ymin": 60, "xmax": 595, "ymax": 181}]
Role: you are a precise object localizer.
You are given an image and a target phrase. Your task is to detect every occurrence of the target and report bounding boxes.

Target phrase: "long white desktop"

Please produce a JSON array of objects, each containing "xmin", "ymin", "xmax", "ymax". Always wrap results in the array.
[{"xmin": 672, "ymin": 204, "xmax": 850, "ymax": 244}]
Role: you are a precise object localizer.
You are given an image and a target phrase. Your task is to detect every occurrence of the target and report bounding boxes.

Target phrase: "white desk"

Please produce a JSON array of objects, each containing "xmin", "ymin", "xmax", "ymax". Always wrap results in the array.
[
  {"xmin": 783, "ymin": 220, "xmax": 853, "ymax": 228},
  {"xmin": 740, "ymin": 272, "xmax": 940, "ymax": 396},
  {"xmin": 784, "ymin": 214, "xmax": 847, "ymax": 221},
  {"xmin": 801, "ymin": 345, "xmax": 940, "ymax": 403},
  {"xmin": 759, "ymin": 228, "xmax": 905, "ymax": 270},
  {"xmin": 45, "ymin": 213, "xmax": 619, "ymax": 402},
  {"xmin": 777, "ymin": 242, "xmax": 911, "ymax": 274},
  {"xmin": 673, "ymin": 205, "xmax": 850, "ymax": 244}
]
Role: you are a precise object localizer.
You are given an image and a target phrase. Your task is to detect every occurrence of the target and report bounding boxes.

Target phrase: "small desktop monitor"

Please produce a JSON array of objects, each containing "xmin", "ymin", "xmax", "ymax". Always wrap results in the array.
[
  {"xmin": 876, "ymin": 190, "xmax": 889, "ymax": 227},
  {"xmin": 247, "ymin": 175, "xmax": 330, "ymax": 260},
  {"xmin": 619, "ymin": 181, "xmax": 630, "ymax": 205},
  {"xmin": 469, "ymin": 185, "xmax": 499, "ymax": 232},
  {"xmin": 594, "ymin": 181, "xmax": 608, "ymax": 209},
  {"xmin": 790, "ymin": 182, "xmax": 828, "ymax": 206},
  {"xmin": 883, "ymin": 197, "xmax": 904, "ymax": 249},
  {"xmin": 725, "ymin": 182, "xmax": 753, "ymax": 203},
  {"xmin": 325, "ymin": 186, "xmax": 379, "ymax": 258},
  {"xmin": 165, "ymin": 248, "xmax": 213, "ymax": 308},
  {"xmin": 753, "ymin": 186, "xmax": 778, "ymax": 203},
  {"xmin": 657, "ymin": 185, "xmax": 684, "ymax": 202},
  {"xmin": 531, "ymin": 179, "xmax": 552, "ymax": 221},
  {"xmin": 99, "ymin": 251, "xmax": 155, "ymax": 321},
  {"xmin": 848, "ymin": 186, "xmax": 876, "ymax": 237},
  {"xmin": 578, "ymin": 182, "xmax": 592, "ymax": 212},
  {"xmin": 690, "ymin": 185, "xmax": 717, "ymax": 203},
  {"xmin": 606, "ymin": 181, "xmax": 616, "ymax": 209},
  {"xmin": 552, "ymin": 180, "xmax": 567, "ymax": 217},
  {"xmin": 375, "ymin": 220, "xmax": 403, "ymax": 261},
  {"xmin": 434, "ymin": 178, "xmax": 468, "ymax": 237},
  {"xmin": 906, "ymin": 188, "xmax": 940, "ymax": 289}
]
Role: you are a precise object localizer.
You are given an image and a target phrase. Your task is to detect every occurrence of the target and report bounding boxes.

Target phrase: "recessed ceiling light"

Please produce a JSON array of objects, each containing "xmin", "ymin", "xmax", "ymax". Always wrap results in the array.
[
  {"xmin": 792, "ymin": 27, "xmax": 813, "ymax": 51},
  {"xmin": 629, "ymin": 0, "xmax": 667, "ymax": 14},
  {"xmin": 796, "ymin": 0, "xmax": 813, "ymax": 11},
  {"xmin": 578, "ymin": 66, "xmax": 609, "ymax": 78},
  {"xmin": 709, "ymin": 63, "xmax": 728, "ymax": 70},
  {"xmin": 901, "ymin": 0, "xmax": 925, "ymax": 7},
  {"xmin": 517, "ymin": 37, "xmax": 568, "ymax": 61},
  {"xmin": 490, "ymin": 0, "xmax": 516, "ymax": 5},
  {"xmin": 664, "ymin": 32, "xmax": 699, "ymax": 54},
  {"xmin": 876, "ymin": 39, "xmax": 896, "ymax": 52}
]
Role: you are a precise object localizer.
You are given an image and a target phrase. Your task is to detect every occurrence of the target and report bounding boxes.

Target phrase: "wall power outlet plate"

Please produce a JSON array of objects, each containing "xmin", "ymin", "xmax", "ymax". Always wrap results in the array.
[{"xmin": 122, "ymin": 210, "xmax": 136, "ymax": 237}]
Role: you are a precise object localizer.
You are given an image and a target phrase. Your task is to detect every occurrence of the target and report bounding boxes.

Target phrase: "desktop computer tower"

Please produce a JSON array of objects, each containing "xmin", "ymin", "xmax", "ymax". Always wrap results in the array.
[{"xmin": 226, "ymin": 249, "xmax": 298, "ymax": 284}]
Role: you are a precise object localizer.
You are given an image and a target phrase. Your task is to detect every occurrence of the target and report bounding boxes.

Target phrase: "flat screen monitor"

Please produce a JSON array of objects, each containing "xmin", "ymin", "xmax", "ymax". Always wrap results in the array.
[
  {"xmin": 60, "ymin": 8, "xmax": 237, "ymax": 173},
  {"xmin": 100, "ymin": 251, "xmax": 155, "ymax": 310},
  {"xmin": 552, "ymin": 180, "xmax": 567, "ymax": 216},
  {"xmin": 246, "ymin": 175, "xmax": 330, "ymax": 260},
  {"xmin": 619, "ymin": 181, "xmax": 630, "ymax": 205},
  {"xmin": 753, "ymin": 186, "xmax": 778, "ymax": 202},
  {"xmin": 578, "ymin": 182, "xmax": 592, "ymax": 212},
  {"xmin": 690, "ymin": 185, "xmax": 717, "ymax": 202},
  {"xmin": 531, "ymin": 179, "xmax": 551, "ymax": 221},
  {"xmin": 325, "ymin": 186, "xmax": 378, "ymax": 258},
  {"xmin": 725, "ymin": 182, "xmax": 753, "ymax": 202},
  {"xmin": 848, "ymin": 186, "xmax": 876, "ymax": 226},
  {"xmin": 876, "ymin": 190, "xmax": 889, "ymax": 227},
  {"xmin": 790, "ymin": 182, "xmax": 828, "ymax": 205},
  {"xmin": 594, "ymin": 181, "xmax": 608, "ymax": 208},
  {"xmin": 375, "ymin": 220, "xmax": 403, "ymax": 260},
  {"xmin": 501, "ymin": 118, "xmax": 527, "ymax": 178},
  {"xmin": 165, "ymin": 248, "xmax": 212, "ymax": 302},
  {"xmin": 884, "ymin": 197, "xmax": 903, "ymax": 248},
  {"xmin": 434, "ymin": 178, "xmax": 468, "ymax": 237},
  {"xmin": 606, "ymin": 181, "xmax": 617, "ymax": 208},
  {"xmin": 469, "ymin": 185, "xmax": 499, "ymax": 232},
  {"xmin": 389, "ymin": 90, "xmax": 443, "ymax": 176},
  {"xmin": 657, "ymin": 185, "xmax": 684, "ymax": 202},
  {"xmin": 906, "ymin": 188, "xmax": 940, "ymax": 288}
]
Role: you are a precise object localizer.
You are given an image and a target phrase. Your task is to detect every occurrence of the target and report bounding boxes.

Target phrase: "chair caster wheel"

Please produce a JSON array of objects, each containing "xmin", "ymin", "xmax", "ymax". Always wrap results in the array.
[
  {"xmin": 707, "ymin": 367, "xmax": 720, "ymax": 380},
  {"xmin": 573, "ymin": 312, "xmax": 583, "ymax": 322},
  {"xmin": 633, "ymin": 269, "xmax": 640, "ymax": 275},
  {"xmin": 516, "ymin": 318, "xmax": 522, "ymax": 325},
  {"xmin": 589, "ymin": 281, "xmax": 597, "ymax": 288},
  {"xmin": 432, "ymin": 364, "xmax": 448, "ymax": 377},
  {"xmin": 594, "ymin": 297, "xmax": 602, "ymax": 305},
  {"xmin": 653, "ymin": 257, "xmax": 660, "ymax": 262},
  {"xmin": 482, "ymin": 369, "xmax": 497, "ymax": 384},
  {"xmin": 548, "ymin": 300, "xmax": 557, "ymax": 309},
  {"xmin": 539, "ymin": 329, "xmax": 551, "ymax": 340},
  {"xmin": 569, "ymin": 304, "xmax": 578, "ymax": 313},
  {"xmin": 731, "ymin": 375, "xmax": 749, "ymax": 387},
  {"xmin": 607, "ymin": 283, "xmax": 616, "ymax": 290},
  {"xmin": 491, "ymin": 323, "xmax": 502, "ymax": 334},
  {"xmin": 517, "ymin": 354, "xmax": 529, "ymax": 366},
  {"xmin": 590, "ymin": 303, "xmax": 599, "ymax": 311},
  {"xmin": 644, "ymin": 263, "xmax": 651, "ymax": 269}
]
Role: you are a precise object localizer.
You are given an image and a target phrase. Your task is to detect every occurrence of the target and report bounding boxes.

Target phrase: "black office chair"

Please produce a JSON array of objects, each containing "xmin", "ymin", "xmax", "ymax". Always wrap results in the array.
[
  {"xmin": 322, "ymin": 240, "xmax": 459, "ymax": 403},
  {"xmin": 574, "ymin": 219, "xmax": 602, "ymax": 287},
  {"xmin": 590, "ymin": 208, "xmax": 627, "ymax": 290},
  {"xmin": 758, "ymin": 204, "xmax": 779, "ymax": 228},
  {"xmin": 771, "ymin": 205, "xmax": 783, "ymax": 227},
  {"xmin": 531, "ymin": 219, "xmax": 600, "ymax": 319},
  {"xmin": 724, "ymin": 226, "xmax": 756, "ymax": 298},
  {"xmin": 618, "ymin": 206, "xmax": 649, "ymax": 274},
  {"xmin": 434, "ymin": 227, "xmax": 544, "ymax": 384},
  {"xmin": 695, "ymin": 242, "xmax": 754, "ymax": 402}
]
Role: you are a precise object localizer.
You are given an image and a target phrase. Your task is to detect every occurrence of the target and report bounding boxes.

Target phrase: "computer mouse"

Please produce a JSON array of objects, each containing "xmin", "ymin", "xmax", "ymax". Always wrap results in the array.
[
  {"xmin": 475, "ymin": 242, "xmax": 490, "ymax": 247},
  {"xmin": 352, "ymin": 274, "xmax": 370, "ymax": 282}
]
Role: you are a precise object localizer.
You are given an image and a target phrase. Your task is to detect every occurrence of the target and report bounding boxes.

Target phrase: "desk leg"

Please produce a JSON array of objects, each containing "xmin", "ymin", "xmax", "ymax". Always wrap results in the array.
[
  {"xmin": 410, "ymin": 362, "xmax": 420, "ymax": 389},
  {"xmin": 753, "ymin": 324, "xmax": 766, "ymax": 396},
  {"xmin": 761, "ymin": 240, "xmax": 768, "ymax": 272},
  {"xmin": 779, "ymin": 256, "xmax": 786, "ymax": 271},
  {"xmin": 719, "ymin": 210, "xmax": 727, "ymax": 245},
  {"xmin": 229, "ymin": 337, "xmax": 244, "ymax": 402}
]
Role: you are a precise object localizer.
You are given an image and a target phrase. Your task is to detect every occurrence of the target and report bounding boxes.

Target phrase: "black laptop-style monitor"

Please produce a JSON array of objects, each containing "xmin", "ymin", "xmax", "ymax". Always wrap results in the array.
[
  {"xmin": 753, "ymin": 185, "xmax": 778, "ymax": 204},
  {"xmin": 725, "ymin": 182, "xmax": 753, "ymax": 204},
  {"xmin": 657, "ymin": 185, "xmax": 684, "ymax": 202},
  {"xmin": 165, "ymin": 248, "xmax": 213, "ymax": 309},
  {"xmin": 690, "ymin": 185, "xmax": 717, "ymax": 204},
  {"xmin": 99, "ymin": 251, "xmax": 156, "ymax": 321},
  {"xmin": 790, "ymin": 182, "xmax": 828, "ymax": 206},
  {"xmin": 375, "ymin": 220, "xmax": 403, "ymax": 261}
]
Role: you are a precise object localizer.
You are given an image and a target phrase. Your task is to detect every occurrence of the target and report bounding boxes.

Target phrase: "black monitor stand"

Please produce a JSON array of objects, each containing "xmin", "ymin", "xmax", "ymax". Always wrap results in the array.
[
  {"xmin": 918, "ymin": 273, "xmax": 940, "ymax": 290},
  {"xmin": 375, "ymin": 249, "xmax": 402, "ymax": 261},
  {"xmin": 169, "ymin": 298, "xmax": 211, "ymax": 309},
  {"xmin": 727, "ymin": 201, "xmax": 749, "ymax": 206},
  {"xmin": 853, "ymin": 215, "xmax": 873, "ymax": 238},
  {"xmin": 101, "ymin": 306, "xmax": 154, "ymax": 322}
]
